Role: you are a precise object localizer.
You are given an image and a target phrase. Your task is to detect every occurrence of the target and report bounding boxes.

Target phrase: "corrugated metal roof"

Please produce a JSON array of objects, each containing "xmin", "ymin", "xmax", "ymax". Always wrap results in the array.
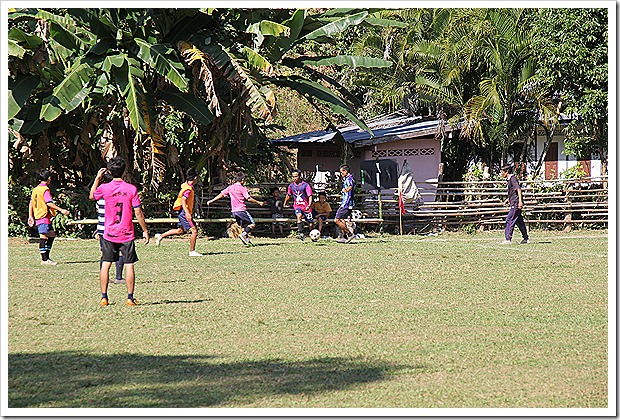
[{"xmin": 271, "ymin": 112, "xmax": 452, "ymax": 147}]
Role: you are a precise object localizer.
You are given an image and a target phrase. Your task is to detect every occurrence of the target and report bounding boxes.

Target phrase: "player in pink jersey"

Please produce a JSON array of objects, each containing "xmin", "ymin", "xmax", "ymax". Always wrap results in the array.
[
  {"xmin": 90, "ymin": 157, "xmax": 149, "ymax": 307},
  {"xmin": 207, "ymin": 172, "xmax": 265, "ymax": 246},
  {"xmin": 283, "ymin": 169, "xmax": 314, "ymax": 240}
]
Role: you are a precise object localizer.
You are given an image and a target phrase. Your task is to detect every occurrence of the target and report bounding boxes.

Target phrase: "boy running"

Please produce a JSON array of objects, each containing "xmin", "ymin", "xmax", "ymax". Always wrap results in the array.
[
  {"xmin": 283, "ymin": 170, "xmax": 314, "ymax": 240},
  {"xmin": 90, "ymin": 157, "xmax": 150, "ymax": 307},
  {"xmin": 155, "ymin": 168, "xmax": 202, "ymax": 256},
  {"xmin": 206, "ymin": 172, "xmax": 265, "ymax": 246},
  {"xmin": 334, "ymin": 164, "xmax": 356, "ymax": 243},
  {"xmin": 27, "ymin": 169, "xmax": 71, "ymax": 265}
]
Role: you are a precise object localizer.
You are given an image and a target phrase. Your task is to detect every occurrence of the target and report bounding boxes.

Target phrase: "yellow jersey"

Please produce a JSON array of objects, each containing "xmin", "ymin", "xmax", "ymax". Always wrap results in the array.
[
  {"xmin": 173, "ymin": 182, "xmax": 194, "ymax": 212},
  {"xmin": 31, "ymin": 184, "xmax": 56, "ymax": 220}
]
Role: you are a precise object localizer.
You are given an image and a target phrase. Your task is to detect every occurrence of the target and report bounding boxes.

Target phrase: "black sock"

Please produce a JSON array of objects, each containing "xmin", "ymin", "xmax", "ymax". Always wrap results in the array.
[
  {"xmin": 39, "ymin": 239, "xmax": 48, "ymax": 261},
  {"xmin": 128, "ymin": 293, "xmax": 134, "ymax": 301},
  {"xmin": 101, "ymin": 293, "xmax": 108, "ymax": 299},
  {"xmin": 46, "ymin": 237, "xmax": 55, "ymax": 259},
  {"xmin": 297, "ymin": 223, "xmax": 304, "ymax": 234}
]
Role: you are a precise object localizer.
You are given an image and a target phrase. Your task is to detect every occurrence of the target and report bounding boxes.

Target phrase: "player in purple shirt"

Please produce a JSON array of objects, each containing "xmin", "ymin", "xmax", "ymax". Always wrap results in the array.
[
  {"xmin": 500, "ymin": 164, "xmax": 530, "ymax": 245},
  {"xmin": 283, "ymin": 170, "xmax": 314, "ymax": 240},
  {"xmin": 90, "ymin": 157, "xmax": 149, "ymax": 307}
]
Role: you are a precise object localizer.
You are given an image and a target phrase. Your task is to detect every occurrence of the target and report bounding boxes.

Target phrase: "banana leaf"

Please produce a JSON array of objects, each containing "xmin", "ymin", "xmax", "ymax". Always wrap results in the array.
[
  {"xmin": 113, "ymin": 60, "xmax": 147, "ymax": 133},
  {"xmin": 160, "ymin": 89, "xmax": 214, "ymax": 126},
  {"xmin": 9, "ymin": 75, "xmax": 40, "ymax": 120},
  {"xmin": 302, "ymin": 11, "xmax": 368, "ymax": 41},
  {"xmin": 40, "ymin": 62, "xmax": 94, "ymax": 121},
  {"xmin": 8, "ymin": 39, "xmax": 25, "ymax": 58},
  {"xmin": 8, "ymin": 27, "xmax": 42, "ymax": 49},
  {"xmin": 272, "ymin": 76, "xmax": 372, "ymax": 135},
  {"xmin": 131, "ymin": 39, "xmax": 189, "ymax": 93},
  {"xmin": 284, "ymin": 55, "xmax": 392, "ymax": 69}
]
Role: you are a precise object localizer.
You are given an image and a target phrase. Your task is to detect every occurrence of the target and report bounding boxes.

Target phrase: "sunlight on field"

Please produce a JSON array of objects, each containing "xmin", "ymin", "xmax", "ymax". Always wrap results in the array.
[{"xmin": 7, "ymin": 231, "xmax": 609, "ymax": 410}]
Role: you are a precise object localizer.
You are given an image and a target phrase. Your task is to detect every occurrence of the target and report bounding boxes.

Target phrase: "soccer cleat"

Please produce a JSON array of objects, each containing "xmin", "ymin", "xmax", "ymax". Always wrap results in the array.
[
  {"xmin": 336, "ymin": 237, "xmax": 346, "ymax": 243},
  {"xmin": 239, "ymin": 233, "xmax": 250, "ymax": 247},
  {"xmin": 500, "ymin": 240, "xmax": 512, "ymax": 245},
  {"xmin": 155, "ymin": 233, "xmax": 162, "ymax": 247},
  {"xmin": 100, "ymin": 297, "xmax": 109, "ymax": 306},
  {"xmin": 298, "ymin": 233, "xmax": 305, "ymax": 241},
  {"xmin": 114, "ymin": 278, "xmax": 126, "ymax": 284},
  {"xmin": 126, "ymin": 298, "xmax": 139, "ymax": 306},
  {"xmin": 345, "ymin": 234, "xmax": 355, "ymax": 243},
  {"xmin": 188, "ymin": 250, "xmax": 203, "ymax": 257},
  {"xmin": 41, "ymin": 259, "xmax": 58, "ymax": 266},
  {"xmin": 520, "ymin": 239, "xmax": 530, "ymax": 244}
]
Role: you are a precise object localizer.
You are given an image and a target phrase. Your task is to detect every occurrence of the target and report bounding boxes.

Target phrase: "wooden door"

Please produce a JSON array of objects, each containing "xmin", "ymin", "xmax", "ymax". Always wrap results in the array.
[{"xmin": 545, "ymin": 142, "xmax": 558, "ymax": 180}]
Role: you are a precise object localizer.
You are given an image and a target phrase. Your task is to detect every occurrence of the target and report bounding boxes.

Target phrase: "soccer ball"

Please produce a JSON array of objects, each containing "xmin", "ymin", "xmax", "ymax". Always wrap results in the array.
[
  {"xmin": 351, "ymin": 210, "xmax": 362, "ymax": 220},
  {"xmin": 309, "ymin": 229, "xmax": 321, "ymax": 242}
]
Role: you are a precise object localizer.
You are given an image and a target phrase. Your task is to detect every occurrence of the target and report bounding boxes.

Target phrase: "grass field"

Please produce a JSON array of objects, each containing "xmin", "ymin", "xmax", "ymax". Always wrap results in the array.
[{"xmin": 6, "ymin": 230, "xmax": 609, "ymax": 410}]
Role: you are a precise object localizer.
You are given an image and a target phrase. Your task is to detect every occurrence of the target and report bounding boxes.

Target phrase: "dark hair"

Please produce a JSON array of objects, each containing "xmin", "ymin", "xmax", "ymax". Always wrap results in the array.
[
  {"xmin": 186, "ymin": 167, "xmax": 198, "ymax": 181},
  {"xmin": 107, "ymin": 157, "xmax": 126, "ymax": 178},
  {"xmin": 38, "ymin": 169, "xmax": 51, "ymax": 182},
  {"xmin": 339, "ymin": 164, "xmax": 350, "ymax": 173},
  {"xmin": 270, "ymin": 187, "xmax": 280, "ymax": 194},
  {"xmin": 318, "ymin": 191, "xmax": 327, "ymax": 198},
  {"xmin": 101, "ymin": 172, "xmax": 114, "ymax": 184},
  {"xmin": 235, "ymin": 172, "xmax": 246, "ymax": 183},
  {"xmin": 501, "ymin": 164, "xmax": 513, "ymax": 174}
]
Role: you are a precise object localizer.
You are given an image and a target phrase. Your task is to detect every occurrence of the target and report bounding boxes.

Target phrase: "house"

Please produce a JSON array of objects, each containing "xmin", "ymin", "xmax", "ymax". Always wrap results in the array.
[
  {"xmin": 532, "ymin": 114, "xmax": 604, "ymax": 180},
  {"xmin": 271, "ymin": 111, "xmax": 457, "ymax": 202}
]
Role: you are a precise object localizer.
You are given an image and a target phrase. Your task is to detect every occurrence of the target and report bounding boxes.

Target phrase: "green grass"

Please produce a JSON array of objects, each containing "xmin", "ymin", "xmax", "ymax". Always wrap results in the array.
[{"xmin": 7, "ymin": 230, "xmax": 609, "ymax": 409}]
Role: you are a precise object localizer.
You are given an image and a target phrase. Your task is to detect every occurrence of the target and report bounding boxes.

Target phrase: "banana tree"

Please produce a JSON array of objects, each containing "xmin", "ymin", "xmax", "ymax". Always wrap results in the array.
[{"xmin": 9, "ymin": 7, "xmax": 395, "ymax": 189}]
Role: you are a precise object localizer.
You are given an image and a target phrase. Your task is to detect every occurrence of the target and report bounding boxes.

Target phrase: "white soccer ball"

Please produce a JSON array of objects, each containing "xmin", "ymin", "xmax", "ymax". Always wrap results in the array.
[
  {"xmin": 309, "ymin": 229, "xmax": 321, "ymax": 242},
  {"xmin": 351, "ymin": 210, "xmax": 362, "ymax": 220}
]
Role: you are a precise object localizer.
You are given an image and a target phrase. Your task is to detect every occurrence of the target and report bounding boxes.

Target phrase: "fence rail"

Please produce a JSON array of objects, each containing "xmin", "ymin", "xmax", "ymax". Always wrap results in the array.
[{"xmin": 72, "ymin": 176, "xmax": 607, "ymax": 235}]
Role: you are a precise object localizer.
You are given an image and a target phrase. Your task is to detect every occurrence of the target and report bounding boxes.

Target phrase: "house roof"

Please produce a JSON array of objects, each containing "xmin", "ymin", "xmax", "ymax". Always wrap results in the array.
[{"xmin": 271, "ymin": 111, "xmax": 460, "ymax": 148}]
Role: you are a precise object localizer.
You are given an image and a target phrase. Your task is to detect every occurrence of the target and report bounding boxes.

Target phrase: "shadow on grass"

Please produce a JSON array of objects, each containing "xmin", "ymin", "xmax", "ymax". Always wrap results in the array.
[
  {"xmin": 144, "ymin": 298, "xmax": 214, "ymax": 305},
  {"xmin": 8, "ymin": 352, "xmax": 411, "ymax": 408},
  {"xmin": 61, "ymin": 260, "xmax": 101, "ymax": 264},
  {"xmin": 249, "ymin": 243, "xmax": 282, "ymax": 247}
]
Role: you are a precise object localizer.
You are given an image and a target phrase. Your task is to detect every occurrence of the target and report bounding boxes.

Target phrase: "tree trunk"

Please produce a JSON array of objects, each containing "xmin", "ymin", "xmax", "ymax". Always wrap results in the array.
[{"xmin": 532, "ymin": 124, "xmax": 556, "ymax": 179}]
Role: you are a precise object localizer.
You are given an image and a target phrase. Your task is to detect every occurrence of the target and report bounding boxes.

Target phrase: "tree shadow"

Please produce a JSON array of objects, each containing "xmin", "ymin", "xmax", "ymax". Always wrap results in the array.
[{"xmin": 8, "ymin": 352, "xmax": 417, "ymax": 408}]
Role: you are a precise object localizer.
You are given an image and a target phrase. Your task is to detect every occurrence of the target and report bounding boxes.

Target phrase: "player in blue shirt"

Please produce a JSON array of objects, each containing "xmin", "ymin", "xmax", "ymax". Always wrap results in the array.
[{"xmin": 334, "ymin": 164, "xmax": 356, "ymax": 243}]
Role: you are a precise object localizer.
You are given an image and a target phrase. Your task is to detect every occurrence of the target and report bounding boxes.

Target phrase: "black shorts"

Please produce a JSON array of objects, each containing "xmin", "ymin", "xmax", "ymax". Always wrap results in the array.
[
  {"xmin": 232, "ymin": 211, "xmax": 255, "ymax": 228},
  {"xmin": 335, "ymin": 207, "xmax": 352, "ymax": 220},
  {"xmin": 101, "ymin": 237, "xmax": 138, "ymax": 264}
]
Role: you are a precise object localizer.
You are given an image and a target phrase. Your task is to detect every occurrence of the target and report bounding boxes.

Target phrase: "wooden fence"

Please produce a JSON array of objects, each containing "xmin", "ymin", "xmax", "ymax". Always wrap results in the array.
[
  {"xmin": 72, "ymin": 176, "xmax": 607, "ymax": 235},
  {"xmin": 355, "ymin": 176, "xmax": 608, "ymax": 233}
]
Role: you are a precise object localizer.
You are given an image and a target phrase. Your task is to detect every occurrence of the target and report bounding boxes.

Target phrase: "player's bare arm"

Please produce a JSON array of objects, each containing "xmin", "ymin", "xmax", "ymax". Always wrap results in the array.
[
  {"xmin": 207, "ymin": 193, "xmax": 223, "ymax": 206},
  {"xmin": 89, "ymin": 168, "xmax": 107, "ymax": 200},
  {"xmin": 134, "ymin": 206, "xmax": 149, "ymax": 245}
]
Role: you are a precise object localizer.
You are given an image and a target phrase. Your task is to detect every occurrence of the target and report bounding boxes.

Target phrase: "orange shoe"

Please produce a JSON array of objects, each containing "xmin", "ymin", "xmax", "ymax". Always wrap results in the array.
[
  {"xmin": 100, "ymin": 297, "xmax": 109, "ymax": 306},
  {"xmin": 126, "ymin": 298, "xmax": 139, "ymax": 306}
]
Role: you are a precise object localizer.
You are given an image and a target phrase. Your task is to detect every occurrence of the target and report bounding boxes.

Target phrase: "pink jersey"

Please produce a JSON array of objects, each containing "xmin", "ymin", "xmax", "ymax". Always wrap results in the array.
[
  {"xmin": 93, "ymin": 179, "xmax": 141, "ymax": 243},
  {"xmin": 221, "ymin": 183, "xmax": 250, "ymax": 212}
]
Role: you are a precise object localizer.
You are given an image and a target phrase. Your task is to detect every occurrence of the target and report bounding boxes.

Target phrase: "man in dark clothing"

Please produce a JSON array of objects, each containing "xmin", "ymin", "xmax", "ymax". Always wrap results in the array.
[{"xmin": 501, "ymin": 164, "xmax": 530, "ymax": 245}]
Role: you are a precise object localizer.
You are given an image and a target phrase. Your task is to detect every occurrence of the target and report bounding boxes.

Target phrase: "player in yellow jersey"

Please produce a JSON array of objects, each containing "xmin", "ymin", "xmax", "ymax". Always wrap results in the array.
[
  {"xmin": 155, "ymin": 168, "xmax": 202, "ymax": 256},
  {"xmin": 27, "ymin": 169, "xmax": 70, "ymax": 265}
]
